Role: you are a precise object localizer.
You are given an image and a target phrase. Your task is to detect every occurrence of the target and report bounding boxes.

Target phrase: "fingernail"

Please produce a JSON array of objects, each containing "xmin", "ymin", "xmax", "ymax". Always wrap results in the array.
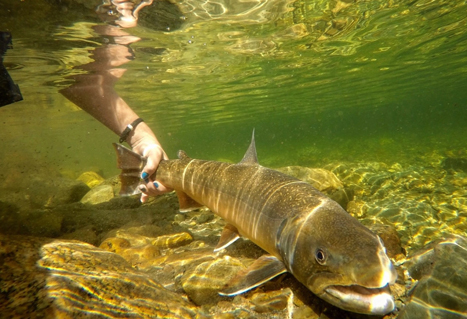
[
  {"xmin": 141, "ymin": 172, "xmax": 149, "ymax": 183},
  {"xmin": 153, "ymin": 182, "xmax": 159, "ymax": 189}
]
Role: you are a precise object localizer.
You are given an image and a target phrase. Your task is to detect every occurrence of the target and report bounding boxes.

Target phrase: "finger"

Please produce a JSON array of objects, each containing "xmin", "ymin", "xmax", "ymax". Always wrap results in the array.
[
  {"xmin": 140, "ymin": 192, "xmax": 149, "ymax": 203},
  {"xmin": 141, "ymin": 144, "xmax": 166, "ymax": 180},
  {"xmin": 151, "ymin": 181, "xmax": 171, "ymax": 193},
  {"xmin": 139, "ymin": 180, "xmax": 173, "ymax": 203},
  {"xmin": 143, "ymin": 180, "xmax": 171, "ymax": 195},
  {"xmin": 138, "ymin": 184, "xmax": 148, "ymax": 193}
]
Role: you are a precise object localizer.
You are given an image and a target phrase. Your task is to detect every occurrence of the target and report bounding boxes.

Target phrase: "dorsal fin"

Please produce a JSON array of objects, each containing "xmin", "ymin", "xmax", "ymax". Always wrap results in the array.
[
  {"xmin": 239, "ymin": 129, "xmax": 258, "ymax": 164},
  {"xmin": 178, "ymin": 150, "xmax": 190, "ymax": 160}
]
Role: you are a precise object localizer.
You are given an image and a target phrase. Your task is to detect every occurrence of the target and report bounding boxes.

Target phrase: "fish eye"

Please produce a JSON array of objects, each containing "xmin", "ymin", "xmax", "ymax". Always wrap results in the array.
[{"xmin": 315, "ymin": 249, "xmax": 326, "ymax": 265}]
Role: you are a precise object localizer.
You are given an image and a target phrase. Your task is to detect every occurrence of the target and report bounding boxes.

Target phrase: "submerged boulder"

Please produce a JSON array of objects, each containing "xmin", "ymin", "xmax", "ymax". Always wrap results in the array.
[
  {"xmin": 399, "ymin": 235, "xmax": 467, "ymax": 319},
  {"xmin": 0, "ymin": 234, "xmax": 199, "ymax": 319},
  {"xmin": 181, "ymin": 256, "xmax": 247, "ymax": 306},
  {"xmin": 276, "ymin": 166, "xmax": 351, "ymax": 208},
  {"xmin": 80, "ymin": 184, "xmax": 114, "ymax": 205},
  {"xmin": 29, "ymin": 176, "xmax": 90, "ymax": 208}
]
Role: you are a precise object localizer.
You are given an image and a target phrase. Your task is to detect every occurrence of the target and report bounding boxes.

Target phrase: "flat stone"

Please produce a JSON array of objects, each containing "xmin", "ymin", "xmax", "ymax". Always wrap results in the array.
[
  {"xmin": 106, "ymin": 230, "xmax": 194, "ymax": 249},
  {"xmin": 181, "ymin": 256, "xmax": 247, "ymax": 306},
  {"xmin": 80, "ymin": 184, "xmax": 114, "ymax": 205},
  {"xmin": 0, "ymin": 234, "xmax": 199, "ymax": 318},
  {"xmin": 121, "ymin": 244, "xmax": 162, "ymax": 266}
]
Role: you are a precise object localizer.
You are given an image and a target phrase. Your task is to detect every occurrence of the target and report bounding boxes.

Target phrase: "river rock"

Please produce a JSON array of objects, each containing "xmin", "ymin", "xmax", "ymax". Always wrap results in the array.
[
  {"xmin": 60, "ymin": 224, "xmax": 98, "ymax": 246},
  {"xmin": 250, "ymin": 288, "xmax": 293, "ymax": 313},
  {"xmin": 29, "ymin": 176, "xmax": 90, "ymax": 208},
  {"xmin": 0, "ymin": 234, "xmax": 199, "ymax": 319},
  {"xmin": 399, "ymin": 235, "xmax": 467, "ymax": 319},
  {"xmin": 277, "ymin": 166, "xmax": 351, "ymax": 208},
  {"xmin": 76, "ymin": 171, "xmax": 105, "ymax": 188},
  {"xmin": 80, "ymin": 184, "xmax": 115, "ymax": 205},
  {"xmin": 276, "ymin": 166, "xmax": 343, "ymax": 192},
  {"xmin": 327, "ymin": 161, "xmax": 467, "ymax": 254},
  {"xmin": 368, "ymin": 223, "xmax": 404, "ymax": 258},
  {"xmin": 22, "ymin": 209, "xmax": 64, "ymax": 238},
  {"xmin": 181, "ymin": 256, "xmax": 247, "ymax": 306},
  {"xmin": 442, "ymin": 157, "xmax": 467, "ymax": 172}
]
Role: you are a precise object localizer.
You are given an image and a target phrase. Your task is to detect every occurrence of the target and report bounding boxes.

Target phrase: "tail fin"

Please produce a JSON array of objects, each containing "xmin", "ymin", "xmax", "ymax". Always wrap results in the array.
[{"xmin": 112, "ymin": 143, "xmax": 146, "ymax": 195}]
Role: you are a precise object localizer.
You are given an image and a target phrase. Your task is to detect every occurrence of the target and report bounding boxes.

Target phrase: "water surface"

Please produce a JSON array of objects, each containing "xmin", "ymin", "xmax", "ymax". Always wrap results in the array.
[{"xmin": 1, "ymin": 0, "xmax": 466, "ymax": 177}]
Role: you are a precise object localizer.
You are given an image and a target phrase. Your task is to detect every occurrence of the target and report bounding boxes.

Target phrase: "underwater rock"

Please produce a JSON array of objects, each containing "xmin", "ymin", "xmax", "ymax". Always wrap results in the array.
[
  {"xmin": 99, "ymin": 231, "xmax": 196, "ymax": 270},
  {"xmin": 399, "ymin": 235, "xmax": 467, "ymax": 319},
  {"xmin": 277, "ymin": 166, "xmax": 351, "ymax": 208},
  {"xmin": 346, "ymin": 200, "xmax": 367, "ymax": 218},
  {"xmin": 103, "ymin": 230, "xmax": 193, "ymax": 249},
  {"xmin": 250, "ymin": 288, "xmax": 293, "ymax": 313},
  {"xmin": 22, "ymin": 209, "xmax": 64, "ymax": 238},
  {"xmin": 120, "ymin": 244, "xmax": 162, "ymax": 265},
  {"xmin": 80, "ymin": 184, "xmax": 115, "ymax": 205},
  {"xmin": 151, "ymin": 232, "xmax": 194, "ymax": 249},
  {"xmin": 328, "ymin": 161, "xmax": 466, "ymax": 254},
  {"xmin": 93, "ymin": 195, "xmax": 142, "ymax": 210},
  {"xmin": 76, "ymin": 171, "xmax": 105, "ymax": 188},
  {"xmin": 59, "ymin": 202, "xmax": 161, "ymax": 239},
  {"xmin": 0, "ymin": 234, "xmax": 199, "ymax": 318},
  {"xmin": 0, "ymin": 200, "xmax": 21, "ymax": 234},
  {"xmin": 29, "ymin": 176, "xmax": 90, "ymax": 208},
  {"xmin": 99, "ymin": 237, "xmax": 132, "ymax": 254},
  {"xmin": 276, "ymin": 166, "xmax": 343, "ymax": 192},
  {"xmin": 60, "ymin": 224, "xmax": 98, "ymax": 246},
  {"xmin": 181, "ymin": 256, "xmax": 247, "ymax": 306},
  {"xmin": 102, "ymin": 224, "xmax": 164, "ymax": 243},
  {"xmin": 442, "ymin": 157, "xmax": 467, "ymax": 172},
  {"xmin": 146, "ymin": 246, "xmax": 222, "ymax": 292},
  {"xmin": 367, "ymin": 223, "xmax": 404, "ymax": 258}
]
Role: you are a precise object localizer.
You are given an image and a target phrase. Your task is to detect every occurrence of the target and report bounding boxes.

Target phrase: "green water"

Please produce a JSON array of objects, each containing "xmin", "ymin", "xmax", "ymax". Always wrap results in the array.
[{"xmin": 1, "ymin": 0, "xmax": 466, "ymax": 179}]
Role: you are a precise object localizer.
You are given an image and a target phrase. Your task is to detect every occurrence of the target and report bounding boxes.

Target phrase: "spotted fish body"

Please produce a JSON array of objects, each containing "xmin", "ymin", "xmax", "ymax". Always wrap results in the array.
[{"xmin": 113, "ymin": 133, "xmax": 397, "ymax": 315}]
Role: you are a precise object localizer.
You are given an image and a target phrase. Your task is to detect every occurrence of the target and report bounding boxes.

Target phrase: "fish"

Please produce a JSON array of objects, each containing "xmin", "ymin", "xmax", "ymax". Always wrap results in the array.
[{"xmin": 112, "ymin": 132, "xmax": 397, "ymax": 315}]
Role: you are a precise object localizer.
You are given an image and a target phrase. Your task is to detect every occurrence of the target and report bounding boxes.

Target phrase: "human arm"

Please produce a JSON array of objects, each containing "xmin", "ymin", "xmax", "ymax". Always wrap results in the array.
[{"xmin": 60, "ymin": 25, "xmax": 171, "ymax": 202}]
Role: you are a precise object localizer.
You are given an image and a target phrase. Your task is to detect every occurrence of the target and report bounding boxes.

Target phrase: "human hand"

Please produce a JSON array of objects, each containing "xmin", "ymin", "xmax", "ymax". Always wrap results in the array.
[
  {"xmin": 130, "ymin": 124, "xmax": 172, "ymax": 203},
  {"xmin": 138, "ymin": 143, "xmax": 172, "ymax": 202}
]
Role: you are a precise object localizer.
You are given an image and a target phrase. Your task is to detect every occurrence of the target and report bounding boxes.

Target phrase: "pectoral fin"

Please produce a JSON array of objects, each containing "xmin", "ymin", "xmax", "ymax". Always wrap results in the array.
[
  {"xmin": 219, "ymin": 255, "xmax": 287, "ymax": 296},
  {"xmin": 176, "ymin": 191, "xmax": 204, "ymax": 212},
  {"xmin": 214, "ymin": 224, "xmax": 240, "ymax": 252}
]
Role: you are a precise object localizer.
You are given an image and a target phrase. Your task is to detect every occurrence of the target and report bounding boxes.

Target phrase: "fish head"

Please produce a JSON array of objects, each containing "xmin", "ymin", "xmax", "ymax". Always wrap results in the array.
[{"xmin": 280, "ymin": 201, "xmax": 397, "ymax": 315}]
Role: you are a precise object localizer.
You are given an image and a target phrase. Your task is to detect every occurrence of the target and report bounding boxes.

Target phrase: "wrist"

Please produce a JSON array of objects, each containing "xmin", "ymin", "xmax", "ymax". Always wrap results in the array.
[
  {"xmin": 119, "ymin": 118, "xmax": 144, "ymax": 143},
  {"xmin": 128, "ymin": 122, "xmax": 160, "ymax": 156}
]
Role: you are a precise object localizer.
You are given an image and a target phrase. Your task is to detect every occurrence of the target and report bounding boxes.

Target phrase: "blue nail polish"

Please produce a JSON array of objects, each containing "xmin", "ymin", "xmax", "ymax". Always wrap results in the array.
[
  {"xmin": 141, "ymin": 172, "xmax": 149, "ymax": 183},
  {"xmin": 154, "ymin": 182, "xmax": 159, "ymax": 189}
]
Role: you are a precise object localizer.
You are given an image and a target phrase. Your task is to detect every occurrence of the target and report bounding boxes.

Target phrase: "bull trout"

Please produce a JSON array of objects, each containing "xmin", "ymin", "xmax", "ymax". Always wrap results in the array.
[{"xmin": 113, "ymin": 132, "xmax": 397, "ymax": 315}]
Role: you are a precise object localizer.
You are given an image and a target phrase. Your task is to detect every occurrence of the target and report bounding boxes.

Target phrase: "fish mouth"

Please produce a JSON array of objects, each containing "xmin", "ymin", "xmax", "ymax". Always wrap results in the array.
[{"xmin": 324, "ymin": 284, "xmax": 395, "ymax": 315}]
